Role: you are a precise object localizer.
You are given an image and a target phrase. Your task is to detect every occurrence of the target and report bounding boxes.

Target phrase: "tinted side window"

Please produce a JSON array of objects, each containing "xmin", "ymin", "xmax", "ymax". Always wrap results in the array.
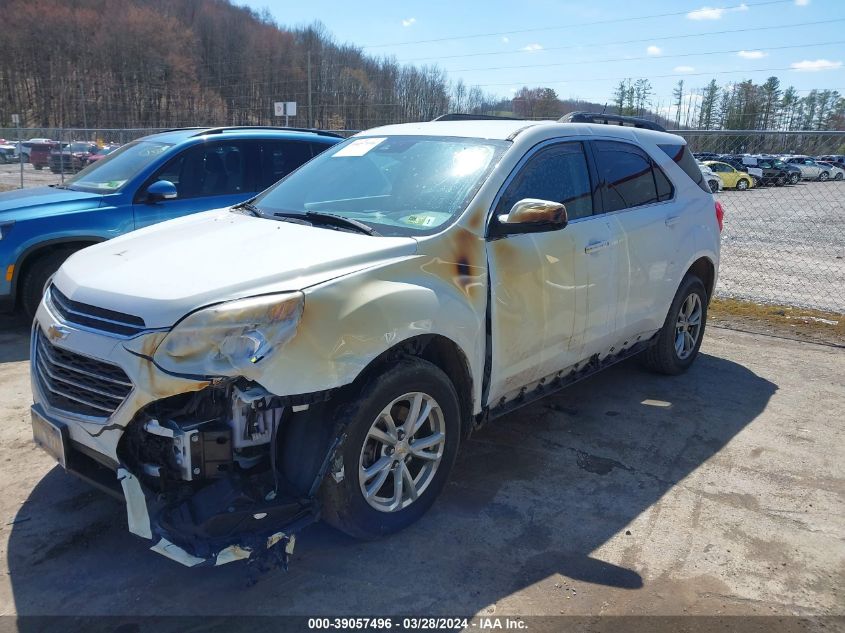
[
  {"xmin": 150, "ymin": 142, "xmax": 252, "ymax": 199},
  {"xmin": 595, "ymin": 141, "xmax": 668, "ymax": 212},
  {"xmin": 657, "ymin": 143, "xmax": 710, "ymax": 194},
  {"xmin": 257, "ymin": 141, "xmax": 314, "ymax": 191},
  {"xmin": 499, "ymin": 142, "xmax": 593, "ymax": 220}
]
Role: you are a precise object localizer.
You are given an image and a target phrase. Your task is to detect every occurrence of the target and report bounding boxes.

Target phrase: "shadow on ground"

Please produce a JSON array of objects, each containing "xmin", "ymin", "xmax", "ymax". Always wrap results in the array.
[
  {"xmin": 0, "ymin": 313, "xmax": 30, "ymax": 363},
  {"xmin": 7, "ymin": 352, "xmax": 776, "ymax": 618}
]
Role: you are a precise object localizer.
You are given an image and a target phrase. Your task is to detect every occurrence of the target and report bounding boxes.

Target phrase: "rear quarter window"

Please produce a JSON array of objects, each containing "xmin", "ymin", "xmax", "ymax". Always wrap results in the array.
[{"xmin": 658, "ymin": 143, "xmax": 711, "ymax": 194}]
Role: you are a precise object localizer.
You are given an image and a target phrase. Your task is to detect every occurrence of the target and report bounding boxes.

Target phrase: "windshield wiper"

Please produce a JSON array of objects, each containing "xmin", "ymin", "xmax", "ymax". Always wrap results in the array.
[{"xmin": 304, "ymin": 211, "xmax": 379, "ymax": 236}]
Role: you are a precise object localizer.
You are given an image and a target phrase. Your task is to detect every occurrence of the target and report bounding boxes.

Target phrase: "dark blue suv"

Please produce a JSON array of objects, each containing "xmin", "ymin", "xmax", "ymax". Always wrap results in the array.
[{"xmin": 0, "ymin": 126, "xmax": 342, "ymax": 316}]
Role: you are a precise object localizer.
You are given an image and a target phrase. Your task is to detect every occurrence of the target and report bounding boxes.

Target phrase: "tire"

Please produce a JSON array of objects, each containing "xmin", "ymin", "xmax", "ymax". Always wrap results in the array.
[
  {"xmin": 736, "ymin": 178, "xmax": 750, "ymax": 190},
  {"xmin": 789, "ymin": 173, "xmax": 800, "ymax": 185},
  {"xmin": 835, "ymin": 173, "xmax": 844, "ymax": 181},
  {"xmin": 20, "ymin": 248, "xmax": 76, "ymax": 318},
  {"xmin": 776, "ymin": 175, "xmax": 787, "ymax": 186},
  {"xmin": 641, "ymin": 275, "xmax": 708, "ymax": 376},
  {"xmin": 819, "ymin": 171, "xmax": 829, "ymax": 182},
  {"xmin": 708, "ymin": 180, "xmax": 719, "ymax": 193},
  {"xmin": 320, "ymin": 357, "xmax": 461, "ymax": 540}
]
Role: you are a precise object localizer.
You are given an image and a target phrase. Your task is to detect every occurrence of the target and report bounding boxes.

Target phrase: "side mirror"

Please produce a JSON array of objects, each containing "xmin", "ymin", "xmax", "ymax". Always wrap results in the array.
[
  {"xmin": 145, "ymin": 180, "xmax": 177, "ymax": 203},
  {"xmin": 498, "ymin": 198, "xmax": 568, "ymax": 227}
]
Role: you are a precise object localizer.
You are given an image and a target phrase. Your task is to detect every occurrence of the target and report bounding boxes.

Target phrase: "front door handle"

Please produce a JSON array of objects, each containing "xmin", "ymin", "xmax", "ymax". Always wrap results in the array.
[
  {"xmin": 665, "ymin": 215, "xmax": 681, "ymax": 227},
  {"xmin": 584, "ymin": 240, "xmax": 610, "ymax": 254}
]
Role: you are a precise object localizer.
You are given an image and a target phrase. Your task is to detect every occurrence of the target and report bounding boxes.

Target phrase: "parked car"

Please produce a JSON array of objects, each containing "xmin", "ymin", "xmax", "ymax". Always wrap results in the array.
[
  {"xmin": 703, "ymin": 160, "xmax": 755, "ymax": 190},
  {"xmin": 20, "ymin": 138, "xmax": 53, "ymax": 163},
  {"xmin": 817, "ymin": 161, "xmax": 844, "ymax": 181},
  {"xmin": 716, "ymin": 155, "xmax": 763, "ymax": 185},
  {"xmin": 28, "ymin": 141, "xmax": 60, "ymax": 170},
  {"xmin": 0, "ymin": 140, "xmax": 17, "ymax": 163},
  {"xmin": 741, "ymin": 156, "xmax": 789, "ymax": 186},
  {"xmin": 698, "ymin": 162, "xmax": 722, "ymax": 192},
  {"xmin": 784, "ymin": 157, "xmax": 830, "ymax": 181},
  {"xmin": 83, "ymin": 145, "xmax": 119, "ymax": 166},
  {"xmin": 29, "ymin": 115, "xmax": 721, "ymax": 567},
  {"xmin": 817, "ymin": 154, "xmax": 845, "ymax": 167},
  {"xmin": 777, "ymin": 159, "xmax": 803, "ymax": 184},
  {"xmin": 693, "ymin": 152, "xmax": 720, "ymax": 161},
  {"xmin": 49, "ymin": 141, "xmax": 98, "ymax": 173},
  {"xmin": 0, "ymin": 126, "xmax": 342, "ymax": 316}
]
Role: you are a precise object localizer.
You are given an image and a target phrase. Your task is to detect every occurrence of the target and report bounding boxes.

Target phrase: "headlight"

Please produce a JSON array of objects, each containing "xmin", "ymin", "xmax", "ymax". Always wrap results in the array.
[{"xmin": 154, "ymin": 292, "xmax": 304, "ymax": 376}]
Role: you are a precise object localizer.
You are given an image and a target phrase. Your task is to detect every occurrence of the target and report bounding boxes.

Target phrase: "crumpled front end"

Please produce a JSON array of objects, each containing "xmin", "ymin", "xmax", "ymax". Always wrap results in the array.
[{"xmin": 30, "ymin": 286, "xmax": 340, "ymax": 568}]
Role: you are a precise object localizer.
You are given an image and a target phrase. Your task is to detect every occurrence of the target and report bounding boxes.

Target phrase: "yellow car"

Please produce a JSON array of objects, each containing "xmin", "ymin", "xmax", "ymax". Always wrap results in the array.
[{"xmin": 703, "ymin": 161, "xmax": 755, "ymax": 191}]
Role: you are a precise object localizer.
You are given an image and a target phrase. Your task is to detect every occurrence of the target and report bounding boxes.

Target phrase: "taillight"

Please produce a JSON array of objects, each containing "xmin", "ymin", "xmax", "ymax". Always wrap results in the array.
[{"xmin": 715, "ymin": 201, "xmax": 724, "ymax": 232}]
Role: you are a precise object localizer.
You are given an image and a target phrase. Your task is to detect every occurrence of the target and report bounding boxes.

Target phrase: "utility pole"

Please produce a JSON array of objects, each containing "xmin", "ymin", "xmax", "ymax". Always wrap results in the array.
[
  {"xmin": 307, "ymin": 50, "xmax": 313, "ymax": 128},
  {"xmin": 79, "ymin": 80, "xmax": 87, "ymax": 130}
]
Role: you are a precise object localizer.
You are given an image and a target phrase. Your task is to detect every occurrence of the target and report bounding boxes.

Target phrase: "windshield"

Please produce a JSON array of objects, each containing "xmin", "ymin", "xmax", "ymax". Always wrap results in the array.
[
  {"xmin": 69, "ymin": 142, "xmax": 92, "ymax": 152},
  {"xmin": 66, "ymin": 140, "xmax": 172, "ymax": 193},
  {"xmin": 251, "ymin": 135, "xmax": 509, "ymax": 237}
]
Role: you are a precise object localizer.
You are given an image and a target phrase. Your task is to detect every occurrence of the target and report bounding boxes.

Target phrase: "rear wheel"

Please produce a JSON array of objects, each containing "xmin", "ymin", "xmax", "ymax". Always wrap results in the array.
[
  {"xmin": 642, "ymin": 275, "xmax": 708, "ymax": 375},
  {"xmin": 736, "ymin": 178, "xmax": 750, "ymax": 190},
  {"xmin": 20, "ymin": 248, "xmax": 76, "ymax": 318},
  {"xmin": 708, "ymin": 179, "xmax": 719, "ymax": 193},
  {"xmin": 320, "ymin": 357, "xmax": 461, "ymax": 539},
  {"xmin": 788, "ymin": 173, "xmax": 800, "ymax": 184},
  {"xmin": 776, "ymin": 175, "xmax": 787, "ymax": 186},
  {"xmin": 819, "ymin": 171, "xmax": 829, "ymax": 182}
]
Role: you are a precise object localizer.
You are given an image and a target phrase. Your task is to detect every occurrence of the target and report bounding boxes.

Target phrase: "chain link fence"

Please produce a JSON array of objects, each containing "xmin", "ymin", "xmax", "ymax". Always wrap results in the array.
[
  {"xmin": 1, "ymin": 126, "xmax": 843, "ymax": 315},
  {"xmin": 678, "ymin": 130, "xmax": 845, "ymax": 315}
]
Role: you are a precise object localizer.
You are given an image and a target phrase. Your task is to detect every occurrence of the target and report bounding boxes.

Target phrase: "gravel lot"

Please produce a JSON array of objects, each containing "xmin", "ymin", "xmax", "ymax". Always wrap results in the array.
[
  {"xmin": 715, "ymin": 181, "xmax": 844, "ymax": 313},
  {"xmin": 0, "ymin": 314, "xmax": 842, "ymax": 622}
]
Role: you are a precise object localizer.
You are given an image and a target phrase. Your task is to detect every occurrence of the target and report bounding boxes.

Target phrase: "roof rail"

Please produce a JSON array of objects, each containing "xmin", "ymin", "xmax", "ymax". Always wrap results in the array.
[
  {"xmin": 432, "ymin": 113, "xmax": 521, "ymax": 122},
  {"xmin": 559, "ymin": 111, "xmax": 666, "ymax": 132},
  {"xmin": 190, "ymin": 126, "xmax": 345, "ymax": 139}
]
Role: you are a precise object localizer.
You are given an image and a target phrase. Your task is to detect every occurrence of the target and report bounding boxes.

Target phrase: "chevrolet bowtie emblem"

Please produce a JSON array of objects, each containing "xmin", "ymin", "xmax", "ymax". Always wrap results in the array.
[{"xmin": 46, "ymin": 324, "xmax": 71, "ymax": 341}]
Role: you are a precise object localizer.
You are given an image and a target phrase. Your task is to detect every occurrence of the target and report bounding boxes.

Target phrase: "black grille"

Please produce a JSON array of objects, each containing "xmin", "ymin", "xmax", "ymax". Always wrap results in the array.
[
  {"xmin": 49, "ymin": 286, "xmax": 147, "ymax": 337},
  {"xmin": 34, "ymin": 329, "xmax": 133, "ymax": 417}
]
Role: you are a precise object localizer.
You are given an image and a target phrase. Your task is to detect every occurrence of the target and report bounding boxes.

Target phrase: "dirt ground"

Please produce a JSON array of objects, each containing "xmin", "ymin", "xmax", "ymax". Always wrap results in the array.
[{"xmin": 0, "ymin": 312, "xmax": 842, "ymax": 625}]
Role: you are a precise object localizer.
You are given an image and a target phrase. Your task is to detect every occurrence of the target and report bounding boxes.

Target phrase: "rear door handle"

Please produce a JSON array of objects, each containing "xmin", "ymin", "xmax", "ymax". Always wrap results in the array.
[
  {"xmin": 665, "ymin": 215, "xmax": 681, "ymax": 227},
  {"xmin": 584, "ymin": 240, "xmax": 610, "ymax": 254}
]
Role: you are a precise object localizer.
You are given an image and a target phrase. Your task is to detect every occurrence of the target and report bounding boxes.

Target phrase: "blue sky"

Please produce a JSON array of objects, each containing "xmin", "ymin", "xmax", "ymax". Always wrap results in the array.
[{"xmin": 246, "ymin": 0, "xmax": 844, "ymax": 110}]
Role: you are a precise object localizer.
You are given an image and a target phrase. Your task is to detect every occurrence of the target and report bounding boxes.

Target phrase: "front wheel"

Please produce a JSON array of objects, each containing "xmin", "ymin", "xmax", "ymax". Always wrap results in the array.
[
  {"xmin": 642, "ymin": 275, "xmax": 708, "ymax": 375},
  {"xmin": 789, "ymin": 173, "xmax": 800, "ymax": 184},
  {"xmin": 835, "ymin": 173, "xmax": 844, "ymax": 181},
  {"xmin": 320, "ymin": 357, "xmax": 461, "ymax": 540},
  {"xmin": 708, "ymin": 180, "xmax": 719, "ymax": 193},
  {"xmin": 736, "ymin": 178, "xmax": 750, "ymax": 190}
]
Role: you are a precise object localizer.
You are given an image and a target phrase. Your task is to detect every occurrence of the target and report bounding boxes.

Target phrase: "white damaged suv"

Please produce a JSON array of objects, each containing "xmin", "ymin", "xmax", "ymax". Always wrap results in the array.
[{"xmin": 30, "ymin": 115, "xmax": 721, "ymax": 567}]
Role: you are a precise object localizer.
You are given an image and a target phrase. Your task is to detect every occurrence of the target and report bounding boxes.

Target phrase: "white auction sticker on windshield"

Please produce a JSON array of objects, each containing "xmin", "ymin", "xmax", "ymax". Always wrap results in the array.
[{"xmin": 333, "ymin": 137, "xmax": 386, "ymax": 157}]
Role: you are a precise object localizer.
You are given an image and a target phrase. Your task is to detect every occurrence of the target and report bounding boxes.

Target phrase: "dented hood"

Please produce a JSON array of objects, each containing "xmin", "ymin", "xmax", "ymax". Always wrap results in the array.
[{"xmin": 54, "ymin": 208, "xmax": 418, "ymax": 328}]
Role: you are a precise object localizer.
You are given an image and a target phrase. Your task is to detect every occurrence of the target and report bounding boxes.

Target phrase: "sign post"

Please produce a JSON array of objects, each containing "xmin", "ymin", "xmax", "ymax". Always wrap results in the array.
[
  {"xmin": 273, "ymin": 101, "xmax": 297, "ymax": 127},
  {"xmin": 11, "ymin": 114, "xmax": 22, "ymax": 189}
]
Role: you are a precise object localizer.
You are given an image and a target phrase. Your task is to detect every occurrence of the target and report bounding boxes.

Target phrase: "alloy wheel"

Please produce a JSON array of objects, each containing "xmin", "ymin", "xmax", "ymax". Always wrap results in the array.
[
  {"xmin": 675, "ymin": 293, "xmax": 703, "ymax": 360},
  {"xmin": 358, "ymin": 392, "xmax": 446, "ymax": 513}
]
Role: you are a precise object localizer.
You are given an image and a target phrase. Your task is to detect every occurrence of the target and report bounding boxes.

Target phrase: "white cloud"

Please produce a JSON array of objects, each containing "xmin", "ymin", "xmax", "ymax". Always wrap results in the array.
[
  {"xmin": 502, "ymin": 36, "xmax": 510, "ymax": 44},
  {"xmin": 795, "ymin": 0, "xmax": 810, "ymax": 5},
  {"xmin": 401, "ymin": 17, "xmax": 416, "ymax": 27},
  {"xmin": 674, "ymin": 65, "xmax": 695, "ymax": 73},
  {"xmin": 737, "ymin": 50, "xmax": 767, "ymax": 59},
  {"xmin": 687, "ymin": 3, "xmax": 748, "ymax": 20},
  {"xmin": 791, "ymin": 59, "xmax": 843, "ymax": 72},
  {"xmin": 646, "ymin": 45, "xmax": 662, "ymax": 56},
  {"xmin": 522, "ymin": 43, "xmax": 543, "ymax": 52}
]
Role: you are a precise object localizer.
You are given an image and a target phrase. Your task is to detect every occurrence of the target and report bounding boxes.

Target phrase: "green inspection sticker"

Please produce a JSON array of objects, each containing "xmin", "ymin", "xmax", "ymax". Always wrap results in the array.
[{"xmin": 405, "ymin": 215, "xmax": 437, "ymax": 227}]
